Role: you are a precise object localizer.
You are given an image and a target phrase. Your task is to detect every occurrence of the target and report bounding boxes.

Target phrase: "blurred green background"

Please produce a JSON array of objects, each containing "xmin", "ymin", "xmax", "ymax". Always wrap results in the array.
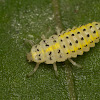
[{"xmin": 0, "ymin": 0, "xmax": 100, "ymax": 100}]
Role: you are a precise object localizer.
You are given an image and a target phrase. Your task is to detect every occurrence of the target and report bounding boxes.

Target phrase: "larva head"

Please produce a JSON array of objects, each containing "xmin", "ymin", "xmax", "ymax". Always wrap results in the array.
[{"xmin": 29, "ymin": 45, "xmax": 45, "ymax": 63}]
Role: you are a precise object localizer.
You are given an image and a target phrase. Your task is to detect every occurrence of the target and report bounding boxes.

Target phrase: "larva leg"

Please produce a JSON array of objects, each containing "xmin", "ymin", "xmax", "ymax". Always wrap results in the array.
[
  {"xmin": 53, "ymin": 62, "xmax": 58, "ymax": 76},
  {"xmin": 68, "ymin": 58, "xmax": 82, "ymax": 68},
  {"xmin": 27, "ymin": 63, "xmax": 40, "ymax": 77},
  {"xmin": 24, "ymin": 39, "xmax": 34, "ymax": 46}
]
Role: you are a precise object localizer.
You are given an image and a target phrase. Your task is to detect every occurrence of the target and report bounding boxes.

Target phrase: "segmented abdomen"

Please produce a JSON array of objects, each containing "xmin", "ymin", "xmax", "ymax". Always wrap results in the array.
[{"xmin": 31, "ymin": 22, "xmax": 100, "ymax": 64}]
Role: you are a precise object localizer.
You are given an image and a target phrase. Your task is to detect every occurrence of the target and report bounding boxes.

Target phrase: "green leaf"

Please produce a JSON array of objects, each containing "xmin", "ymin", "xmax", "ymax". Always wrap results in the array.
[{"xmin": 0, "ymin": 0, "xmax": 100, "ymax": 100}]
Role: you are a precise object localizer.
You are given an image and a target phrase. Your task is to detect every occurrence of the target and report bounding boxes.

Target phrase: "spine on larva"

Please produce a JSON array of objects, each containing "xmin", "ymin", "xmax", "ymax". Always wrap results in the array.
[{"xmin": 31, "ymin": 22, "xmax": 100, "ymax": 64}]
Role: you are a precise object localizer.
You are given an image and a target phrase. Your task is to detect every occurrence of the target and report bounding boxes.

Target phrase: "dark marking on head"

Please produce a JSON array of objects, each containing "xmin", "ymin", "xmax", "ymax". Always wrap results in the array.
[
  {"xmin": 99, "ymin": 28, "xmax": 100, "ymax": 30},
  {"xmin": 90, "ymin": 26, "xmax": 92, "ymax": 28},
  {"xmin": 39, "ymin": 54, "xmax": 40, "ymax": 56}
]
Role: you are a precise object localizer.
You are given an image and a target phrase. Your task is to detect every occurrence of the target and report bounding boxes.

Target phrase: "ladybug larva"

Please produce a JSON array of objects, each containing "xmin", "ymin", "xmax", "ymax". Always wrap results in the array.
[{"xmin": 27, "ymin": 22, "xmax": 100, "ymax": 77}]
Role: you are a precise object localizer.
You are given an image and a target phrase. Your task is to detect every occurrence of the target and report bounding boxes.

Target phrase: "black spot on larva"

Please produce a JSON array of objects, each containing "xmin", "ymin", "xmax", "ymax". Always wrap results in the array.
[
  {"xmin": 49, "ymin": 52, "xmax": 52, "ymax": 55},
  {"xmin": 90, "ymin": 26, "xmax": 92, "ymax": 28},
  {"xmin": 72, "ymin": 51, "xmax": 75, "ymax": 52},
  {"xmin": 37, "ymin": 49, "xmax": 39, "ymax": 51},
  {"xmin": 77, "ymin": 32, "xmax": 80, "ymax": 34},
  {"xmin": 93, "ymin": 31, "xmax": 96, "ymax": 34},
  {"xmin": 75, "ymin": 40, "xmax": 78, "ymax": 43},
  {"xmin": 58, "ymin": 50, "xmax": 60, "ymax": 53},
  {"xmin": 63, "ymin": 45, "xmax": 66, "ymax": 48},
  {"xmin": 90, "ymin": 41, "xmax": 93, "ymax": 43},
  {"xmin": 60, "ymin": 39, "xmax": 63, "ymax": 42},
  {"xmin": 39, "ymin": 54, "xmax": 40, "ymax": 56},
  {"xmin": 96, "ymin": 37, "xmax": 99, "ymax": 39},
  {"xmin": 83, "ymin": 29, "xmax": 86, "ymax": 31},
  {"xmin": 38, "ymin": 58, "xmax": 41, "ymax": 60},
  {"xmin": 53, "ymin": 40, "xmax": 56, "ymax": 42},
  {"xmin": 69, "ymin": 43, "xmax": 72, "ymax": 46},
  {"xmin": 81, "ymin": 37, "xmax": 84, "ymax": 40},
  {"xmin": 99, "ymin": 28, "xmax": 100, "ymax": 30},
  {"xmin": 84, "ymin": 45, "xmax": 87, "ymax": 47},
  {"xmin": 71, "ymin": 34, "xmax": 74, "ymax": 36},
  {"xmin": 50, "ymin": 57, "xmax": 52, "ymax": 60},
  {"xmin": 87, "ymin": 34, "xmax": 90, "ymax": 37},
  {"xmin": 66, "ymin": 52, "xmax": 69, "ymax": 54},
  {"xmin": 95, "ymin": 23, "xmax": 98, "ymax": 25},
  {"xmin": 66, "ymin": 36, "xmax": 69, "ymax": 39},
  {"xmin": 46, "ymin": 44, "xmax": 49, "ymax": 46},
  {"xmin": 78, "ymin": 48, "xmax": 81, "ymax": 50}
]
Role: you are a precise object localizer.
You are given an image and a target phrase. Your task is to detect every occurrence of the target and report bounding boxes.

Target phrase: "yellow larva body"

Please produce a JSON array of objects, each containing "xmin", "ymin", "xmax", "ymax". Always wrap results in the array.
[{"xmin": 30, "ymin": 22, "xmax": 100, "ymax": 64}]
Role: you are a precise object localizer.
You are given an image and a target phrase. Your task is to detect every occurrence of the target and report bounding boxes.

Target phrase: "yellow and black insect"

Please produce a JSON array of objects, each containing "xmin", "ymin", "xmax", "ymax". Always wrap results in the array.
[{"xmin": 27, "ymin": 22, "xmax": 100, "ymax": 76}]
